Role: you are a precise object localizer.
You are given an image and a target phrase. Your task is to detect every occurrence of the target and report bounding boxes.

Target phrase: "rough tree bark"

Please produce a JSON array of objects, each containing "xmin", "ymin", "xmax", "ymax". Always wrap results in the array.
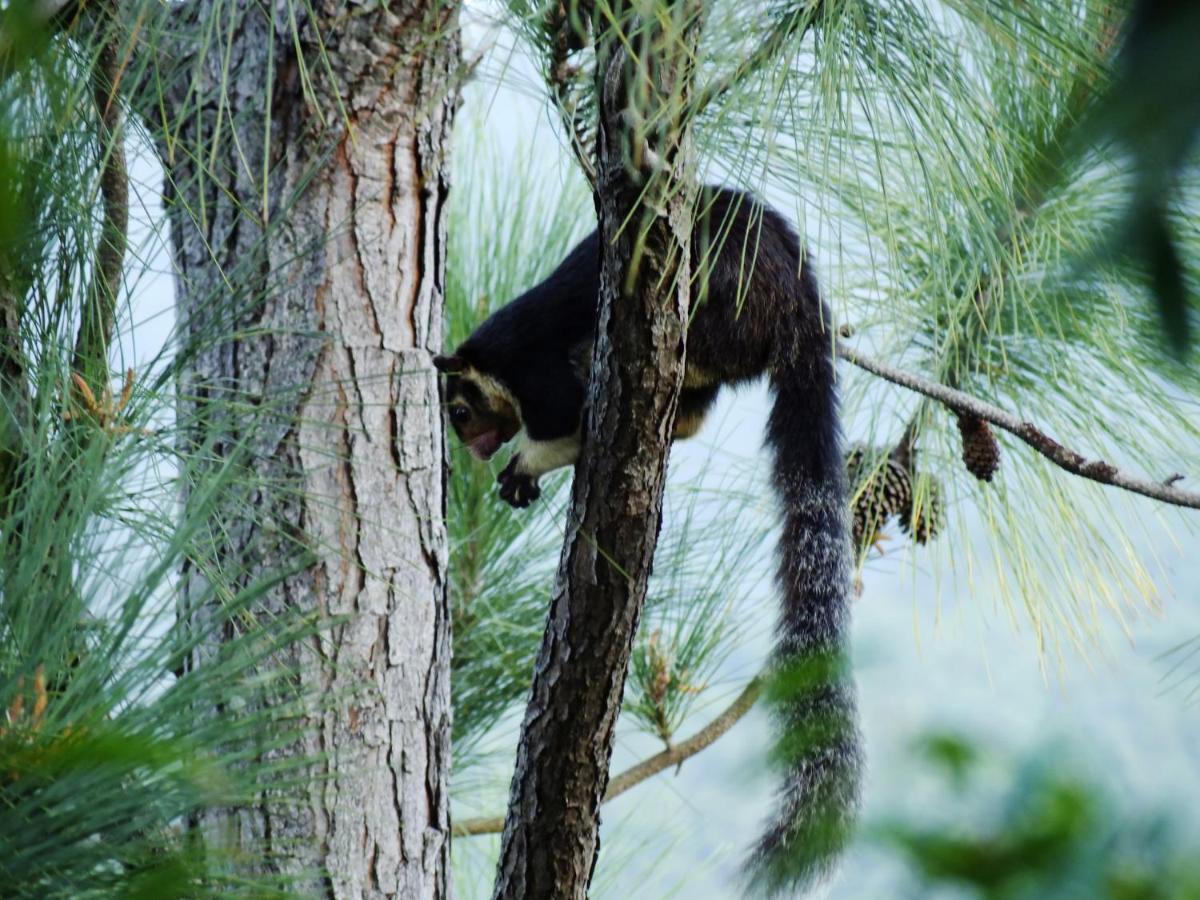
[
  {"xmin": 491, "ymin": 4, "xmax": 702, "ymax": 898},
  {"xmin": 157, "ymin": 2, "xmax": 459, "ymax": 896}
]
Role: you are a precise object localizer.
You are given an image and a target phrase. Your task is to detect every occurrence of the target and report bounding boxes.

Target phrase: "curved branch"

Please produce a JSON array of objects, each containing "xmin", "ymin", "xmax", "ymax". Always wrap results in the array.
[
  {"xmin": 838, "ymin": 343, "xmax": 1200, "ymax": 510},
  {"xmin": 454, "ymin": 676, "xmax": 762, "ymax": 838}
]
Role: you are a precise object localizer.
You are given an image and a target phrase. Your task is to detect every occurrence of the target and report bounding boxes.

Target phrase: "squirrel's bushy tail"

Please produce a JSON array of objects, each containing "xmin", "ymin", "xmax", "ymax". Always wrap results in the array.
[{"xmin": 750, "ymin": 259, "xmax": 861, "ymax": 895}]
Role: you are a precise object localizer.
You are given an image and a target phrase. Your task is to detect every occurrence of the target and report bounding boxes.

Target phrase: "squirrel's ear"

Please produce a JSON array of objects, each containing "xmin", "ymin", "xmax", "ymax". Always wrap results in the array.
[{"xmin": 433, "ymin": 354, "xmax": 464, "ymax": 375}]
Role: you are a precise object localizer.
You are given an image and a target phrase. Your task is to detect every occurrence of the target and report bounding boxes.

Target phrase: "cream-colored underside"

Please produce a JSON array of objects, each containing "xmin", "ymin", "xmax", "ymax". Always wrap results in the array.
[{"xmin": 515, "ymin": 430, "xmax": 582, "ymax": 478}]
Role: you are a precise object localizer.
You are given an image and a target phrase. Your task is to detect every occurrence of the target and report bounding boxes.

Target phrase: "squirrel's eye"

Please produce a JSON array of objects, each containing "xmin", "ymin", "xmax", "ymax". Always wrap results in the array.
[{"xmin": 449, "ymin": 405, "xmax": 470, "ymax": 424}]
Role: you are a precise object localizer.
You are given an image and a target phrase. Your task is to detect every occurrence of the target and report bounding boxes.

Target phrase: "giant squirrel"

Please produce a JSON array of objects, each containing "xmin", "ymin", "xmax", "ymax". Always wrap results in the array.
[{"xmin": 436, "ymin": 186, "xmax": 860, "ymax": 893}]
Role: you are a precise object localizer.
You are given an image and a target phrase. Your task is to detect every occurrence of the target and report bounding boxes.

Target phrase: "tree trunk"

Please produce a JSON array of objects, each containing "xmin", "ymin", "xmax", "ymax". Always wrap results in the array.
[
  {"xmin": 158, "ymin": 2, "xmax": 458, "ymax": 896},
  {"xmin": 491, "ymin": 5, "xmax": 701, "ymax": 898}
]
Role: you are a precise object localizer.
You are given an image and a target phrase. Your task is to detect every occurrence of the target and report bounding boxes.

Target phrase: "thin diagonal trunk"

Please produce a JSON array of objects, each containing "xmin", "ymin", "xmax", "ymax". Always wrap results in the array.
[{"xmin": 491, "ymin": 3, "xmax": 702, "ymax": 897}]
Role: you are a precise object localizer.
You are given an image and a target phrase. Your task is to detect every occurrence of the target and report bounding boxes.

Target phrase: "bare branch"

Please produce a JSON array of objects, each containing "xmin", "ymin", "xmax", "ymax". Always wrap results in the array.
[
  {"xmin": 838, "ymin": 343, "xmax": 1200, "ymax": 510},
  {"xmin": 455, "ymin": 676, "xmax": 762, "ymax": 838}
]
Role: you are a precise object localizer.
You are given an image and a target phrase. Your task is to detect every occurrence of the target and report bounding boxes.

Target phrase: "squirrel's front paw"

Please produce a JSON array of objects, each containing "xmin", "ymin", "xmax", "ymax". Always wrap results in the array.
[{"xmin": 498, "ymin": 457, "xmax": 541, "ymax": 508}]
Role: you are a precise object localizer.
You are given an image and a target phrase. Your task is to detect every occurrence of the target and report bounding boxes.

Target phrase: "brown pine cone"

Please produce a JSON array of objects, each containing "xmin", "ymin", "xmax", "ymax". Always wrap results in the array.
[
  {"xmin": 851, "ymin": 487, "xmax": 890, "ymax": 547},
  {"xmin": 898, "ymin": 476, "xmax": 943, "ymax": 545},
  {"xmin": 957, "ymin": 414, "xmax": 1001, "ymax": 482},
  {"xmin": 878, "ymin": 457, "xmax": 913, "ymax": 514},
  {"xmin": 847, "ymin": 449, "xmax": 913, "ymax": 550}
]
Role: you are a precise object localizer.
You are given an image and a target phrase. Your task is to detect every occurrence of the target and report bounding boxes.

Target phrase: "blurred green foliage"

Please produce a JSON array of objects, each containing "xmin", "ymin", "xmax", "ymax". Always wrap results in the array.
[
  {"xmin": 1069, "ymin": 0, "xmax": 1200, "ymax": 357},
  {"xmin": 879, "ymin": 732, "xmax": 1200, "ymax": 900}
]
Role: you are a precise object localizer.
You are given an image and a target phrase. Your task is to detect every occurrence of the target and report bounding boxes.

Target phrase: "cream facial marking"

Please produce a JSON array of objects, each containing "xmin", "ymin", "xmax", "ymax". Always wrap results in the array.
[{"xmin": 466, "ymin": 366, "xmax": 520, "ymax": 419}]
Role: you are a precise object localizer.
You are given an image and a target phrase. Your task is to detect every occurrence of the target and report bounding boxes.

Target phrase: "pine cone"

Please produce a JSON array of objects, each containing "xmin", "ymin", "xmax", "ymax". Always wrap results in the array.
[
  {"xmin": 898, "ymin": 476, "xmax": 943, "ymax": 545},
  {"xmin": 851, "ymin": 487, "xmax": 889, "ymax": 547},
  {"xmin": 879, "ymin": 457, "xmax": 913, "ymax": 513},
  {"xmin": 846, "ymin": 449, "xmax": 913, "ymax": 549},
  {"xmin": 957, "ymin": 414, "xmax": 1000, "ymax": 482}
]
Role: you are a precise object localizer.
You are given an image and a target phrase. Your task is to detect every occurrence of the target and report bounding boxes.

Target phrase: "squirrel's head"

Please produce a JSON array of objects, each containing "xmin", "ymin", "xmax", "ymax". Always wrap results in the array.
[{"xmin": 433, "ymin": 353, "xmax": 521, "ymax": 461}]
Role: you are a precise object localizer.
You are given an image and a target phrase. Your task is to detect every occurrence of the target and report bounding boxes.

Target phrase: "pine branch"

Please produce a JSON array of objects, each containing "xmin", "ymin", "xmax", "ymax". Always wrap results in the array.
[
  {"xmin": 72, "ymin": 9, "xmax": 128, "ymax": 394},
  {"xmin": 455, "ymin": 676, "xmax": 762, "ymax": 837},
  {"xmin": 839, "ymin": 343, "xmax": 1200, "ymax": 510},
  {"xmin": 690, "ymin": 0, "xmax": 821, "ymax": 118},
  {"xmin": 894, "ymin": 6, "xmax": 1125, "ymax": 465}
]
